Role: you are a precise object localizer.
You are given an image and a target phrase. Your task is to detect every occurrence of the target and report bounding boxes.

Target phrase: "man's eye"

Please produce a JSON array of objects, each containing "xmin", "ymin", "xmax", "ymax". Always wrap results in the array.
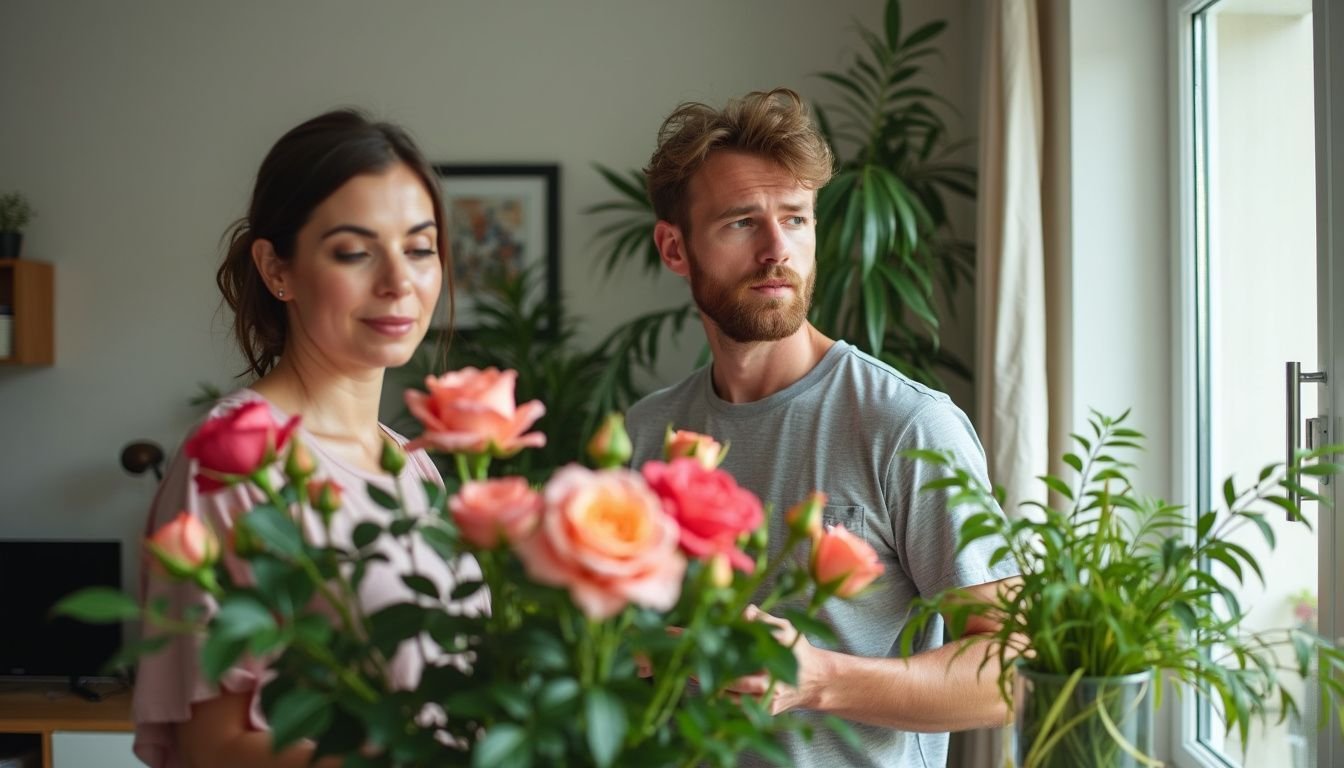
[
  {"xmin": 728, "ymin": 218, "xmax": 753, "ymax": 229},
  {"xmin": 787, "ymin": 216, "xmax": 809, "ymax": 226}
]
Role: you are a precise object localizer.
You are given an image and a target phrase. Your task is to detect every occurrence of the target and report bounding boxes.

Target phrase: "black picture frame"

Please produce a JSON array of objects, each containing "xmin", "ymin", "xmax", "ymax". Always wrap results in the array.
[{"xmin": 431, "ymin": 163, "xmax": 560, "ymax": 334}]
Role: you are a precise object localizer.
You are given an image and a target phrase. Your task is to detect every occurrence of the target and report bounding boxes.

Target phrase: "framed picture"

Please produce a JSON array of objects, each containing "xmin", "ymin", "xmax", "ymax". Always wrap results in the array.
[{"xmin": 432, "ymin": 163, "xmax": 560, "ymax": 333}]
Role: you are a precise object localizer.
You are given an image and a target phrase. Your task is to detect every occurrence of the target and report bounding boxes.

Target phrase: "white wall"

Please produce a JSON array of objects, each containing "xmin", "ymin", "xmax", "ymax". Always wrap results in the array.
[
  {"xmin": 0, "ymin": 1, "xmax": 979, "ymax": 588},
  {"xmin": 1064, "ymin": 0, "xmax": 1172, "ymax": 494}
]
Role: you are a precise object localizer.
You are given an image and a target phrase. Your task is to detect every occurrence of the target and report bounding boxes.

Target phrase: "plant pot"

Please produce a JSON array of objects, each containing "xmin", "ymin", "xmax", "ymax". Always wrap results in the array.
[
  {"xmin": 0, "ymin": 231, "xmax": 21, "ymax": 259},
  {"xmin": 1013, "ymin": 665, "xmax": 1155, "ymax": 768}
]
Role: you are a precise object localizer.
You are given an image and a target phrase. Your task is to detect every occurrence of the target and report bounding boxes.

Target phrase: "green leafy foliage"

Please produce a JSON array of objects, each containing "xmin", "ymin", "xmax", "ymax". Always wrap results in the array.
[
  {"xmin": 585, "ymin": 0, "xmax": 974, "ymax": 389},
  {"xmin": 900, "ymin": 410, "xmax": 1344, "ymax": 763},
  {"xmin": 0, "ymin": 192, "xmax": 34, "ymax": 232},
  {"xmin": 389, "ymin": 266, "xmax": 694, "ymax": 480}
]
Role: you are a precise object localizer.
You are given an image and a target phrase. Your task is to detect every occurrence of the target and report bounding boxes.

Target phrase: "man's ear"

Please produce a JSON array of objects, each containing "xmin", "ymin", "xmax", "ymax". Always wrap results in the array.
[
  {"xmin": 251, "ymin": 239, "xmax": 289, "ymax": 300},
  {"xmin": 653, "ymin": 220, "xmax": 691, "ymax": 278}
]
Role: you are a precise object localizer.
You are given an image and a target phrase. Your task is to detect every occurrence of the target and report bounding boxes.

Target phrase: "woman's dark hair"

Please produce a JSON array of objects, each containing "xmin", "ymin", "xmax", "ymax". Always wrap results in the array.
[{"xmin": 217, "ymin": 108, "xmax": 452, "ymax": 378}]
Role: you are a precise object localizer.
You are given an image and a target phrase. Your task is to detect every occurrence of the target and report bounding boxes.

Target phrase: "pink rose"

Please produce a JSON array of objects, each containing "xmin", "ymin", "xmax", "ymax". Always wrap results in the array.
[
  {"xmin": 812, "ymin": 524, "xmax": 884, "ymax": 598},
  {"xmin": 146, "ymin": 511, "xmax": 220, "ymax": 579},
  {"xmin": 641, "ymin": 458, "xmax": 764, "ymax": 573},
  {"xmin": 404, "ymin": 367, "xmax": 546, "ymax": 457},
  {"xmin": 663, "ymin": 428, "xmax": 728, "ymax": 469},
  {"xmin": 449, "ymin": 477, "xmax": 543, "ymax": 549},
  {"xmin": 185, "ymin": 401, "xmax": 299, "ymax": 493},
  {"xmin": 515, "ymin": 465, "xmax": 686, "ymax": 620}
]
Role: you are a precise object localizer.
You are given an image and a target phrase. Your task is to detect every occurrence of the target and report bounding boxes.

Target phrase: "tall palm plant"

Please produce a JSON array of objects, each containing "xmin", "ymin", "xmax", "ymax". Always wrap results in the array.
[{"xmin": 588, "ymin": 0, "xmax": 975, "ymax": 387}]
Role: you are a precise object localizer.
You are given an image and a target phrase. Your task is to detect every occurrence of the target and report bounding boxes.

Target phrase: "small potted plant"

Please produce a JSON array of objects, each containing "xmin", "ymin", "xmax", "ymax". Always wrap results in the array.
[
  {"xmin": 902, "ymin": 410, "xmax": 1344, "ymax": 767},
  {"xmin": 0, "ymin": 192, "xmax": 35, "ymax": 259}
]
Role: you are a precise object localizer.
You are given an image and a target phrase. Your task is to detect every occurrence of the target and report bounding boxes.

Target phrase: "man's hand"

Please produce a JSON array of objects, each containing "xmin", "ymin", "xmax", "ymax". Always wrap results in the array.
[{"xmin": 724, "ymin": 605, "xmax": 825, "ymax": 715}]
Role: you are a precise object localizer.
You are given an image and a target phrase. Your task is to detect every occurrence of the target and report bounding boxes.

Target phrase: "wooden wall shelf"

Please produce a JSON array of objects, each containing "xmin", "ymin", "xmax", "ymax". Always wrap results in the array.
[{"xmin": 0, "ymin": 259, "xmax": 54, "ymax": 366}]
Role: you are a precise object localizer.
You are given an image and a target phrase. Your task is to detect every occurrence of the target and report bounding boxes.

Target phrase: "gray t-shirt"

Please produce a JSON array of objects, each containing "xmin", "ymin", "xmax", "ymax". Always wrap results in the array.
[{"xmin": 627, "ymin": 340, "xmax": 1017, "ymax": 768}]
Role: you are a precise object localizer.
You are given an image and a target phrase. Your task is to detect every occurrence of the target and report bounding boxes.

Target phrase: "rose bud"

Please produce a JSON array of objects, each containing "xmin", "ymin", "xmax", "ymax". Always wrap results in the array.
[
  {"xmin": 812, "ymin": 524, "xmax": 884, "ymax": 599},
  {"xmin": 284, "ymin": 439, "xmax": 317, "ymax": 484},
  {"xmin": 786, "ymin": 491, "xmax": 826, "ymax": 542},
  {"xmin": 663, "ymin": 426, "xmax": 728, "ymax": 470},
  {"xmin": 147, "ymin": 512, "xmax": 220, "ymax": 580},
  {"xmin": 308, "ymin": 478, "xmax": 344, "ymax": 519},
  {"xmin": 707, "ymin": 552, "xmax": 734, "ymax": 590},
  {"xmin": 380, "ymin": 437, "xmax": 407, "ymax": 475},
  {"xmin": 586, "ymin": 413, "xmax": 633, "ymax": 468}
]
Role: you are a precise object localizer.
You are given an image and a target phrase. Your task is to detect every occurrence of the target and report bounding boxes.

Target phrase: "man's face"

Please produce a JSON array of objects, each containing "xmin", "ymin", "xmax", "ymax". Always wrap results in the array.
[{"xmin": 679, "ymin": 151, "xmax": 817, "ymax": 343}]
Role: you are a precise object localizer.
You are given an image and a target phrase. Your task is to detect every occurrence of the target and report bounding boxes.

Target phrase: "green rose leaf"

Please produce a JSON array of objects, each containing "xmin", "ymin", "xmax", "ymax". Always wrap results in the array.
[
  {"xmin": 585, "ymin": 687, "xmax": 627, "ymax": 768},
  {"xmin": 241, "ymin": 505, "xmax": 304, "ymax": 558},
  {"xmin": 367, "ymin": 484, "xmax": 398, "ymax": 511},
  {"xmin": 52, "ymin": 587, "xmax": 139, "ymax": 623},
  {"xmin": 215, "ymin": 595, "xmax": 277, "ymax": 640},
  {"xmin": 401, "ymin": 574, "xmax": 440, "ymax": 600},
  {"xmin": 268, "ymin": 687, "xmax": 332, "ymax": 750},
  {"xmin": 472, "ymin": 723, "xmax": 530, "ymax": 768},
  {"xmin": 352, "ymin": 522, "xmax": 382, "ymax": 550}
]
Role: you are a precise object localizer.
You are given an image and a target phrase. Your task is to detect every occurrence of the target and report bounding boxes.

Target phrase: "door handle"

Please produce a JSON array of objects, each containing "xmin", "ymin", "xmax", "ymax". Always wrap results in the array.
[{"xmin": 1286, "ymin": 361, "xmax": 1327, "ymax": 518}]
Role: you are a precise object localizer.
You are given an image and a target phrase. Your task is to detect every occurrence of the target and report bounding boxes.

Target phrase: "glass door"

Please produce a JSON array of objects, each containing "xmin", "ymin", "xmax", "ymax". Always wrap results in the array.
[{"xmin": 1175, "ymin": 0, "xmax": 1333, "ymax": 766}]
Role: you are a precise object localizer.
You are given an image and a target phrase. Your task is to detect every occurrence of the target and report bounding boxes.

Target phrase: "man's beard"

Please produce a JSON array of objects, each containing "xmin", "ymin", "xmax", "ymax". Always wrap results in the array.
[{"xmin": 687, "ymin": 253, "xmax": 815, "ymax": 343}]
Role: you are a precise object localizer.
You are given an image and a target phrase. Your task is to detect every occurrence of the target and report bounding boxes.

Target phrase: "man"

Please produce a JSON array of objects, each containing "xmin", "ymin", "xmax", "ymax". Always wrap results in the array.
[{"xmin": 625, "ymin": 88, "xmax": 1018, "ymax": 767}]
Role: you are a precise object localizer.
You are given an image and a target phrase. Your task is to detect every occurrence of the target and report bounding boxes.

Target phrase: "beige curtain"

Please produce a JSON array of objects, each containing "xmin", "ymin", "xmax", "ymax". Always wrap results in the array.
[{"xmin": 952, "ymin": 0, "xmax": 1052, "ymax": 765}]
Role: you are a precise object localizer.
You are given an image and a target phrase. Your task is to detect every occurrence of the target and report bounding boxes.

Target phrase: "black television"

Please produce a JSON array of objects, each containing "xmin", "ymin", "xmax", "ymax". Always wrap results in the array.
[{"xmin": 0, "ymin": 540, "xmax": 123, "ymax": 680}]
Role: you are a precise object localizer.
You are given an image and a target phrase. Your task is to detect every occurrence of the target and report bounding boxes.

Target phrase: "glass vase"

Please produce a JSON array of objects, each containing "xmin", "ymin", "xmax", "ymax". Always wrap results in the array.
[{"xmin": 1013, "ymin": 665, "xmax": 1155, "ymax": 768}]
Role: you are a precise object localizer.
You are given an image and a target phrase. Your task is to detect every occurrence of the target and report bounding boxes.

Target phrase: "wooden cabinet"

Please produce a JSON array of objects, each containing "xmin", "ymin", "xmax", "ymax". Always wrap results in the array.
[
  {"xmin": 0, "ymin": 259, "xmax": 53, "ymax": 366},
  {"xmin": 0, "ymin": 685, "xmax": 134, "ymax": 768}
]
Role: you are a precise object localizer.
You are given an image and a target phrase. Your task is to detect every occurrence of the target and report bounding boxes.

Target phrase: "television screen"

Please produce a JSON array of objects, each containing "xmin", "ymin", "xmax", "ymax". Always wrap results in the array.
[{"xmin": 0, "ymin": 540, "xmax": 123, "ymax": 679}]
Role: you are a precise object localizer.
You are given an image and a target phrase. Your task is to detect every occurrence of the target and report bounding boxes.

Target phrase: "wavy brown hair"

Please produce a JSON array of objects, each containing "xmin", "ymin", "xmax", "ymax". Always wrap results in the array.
[
  {"xmin": 643, "ymin": 88, "xmax": 834, "ymax": 232},
  {"xmin": 217, "ymin": 109, "xmax": 451, "ymax": 378}
]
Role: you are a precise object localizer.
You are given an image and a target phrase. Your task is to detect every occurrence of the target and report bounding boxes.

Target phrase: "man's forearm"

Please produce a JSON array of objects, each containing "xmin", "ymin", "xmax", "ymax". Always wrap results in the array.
[{"xmin": 803, "ymin": 635, "xmax": 1012, "ymax": 732}]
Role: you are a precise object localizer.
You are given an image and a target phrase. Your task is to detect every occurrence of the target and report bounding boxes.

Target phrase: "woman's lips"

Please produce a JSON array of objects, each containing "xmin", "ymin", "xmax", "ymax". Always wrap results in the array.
[{"xmin": 362, "ymin": 317, "xmax": 416, "ymax": 337}]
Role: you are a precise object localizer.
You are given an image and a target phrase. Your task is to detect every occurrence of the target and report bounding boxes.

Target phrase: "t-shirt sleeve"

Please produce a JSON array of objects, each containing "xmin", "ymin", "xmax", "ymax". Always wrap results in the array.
[
  {"xmin": 886, "ymin": 399, "xmax": 1020, "ymax": 598},
  {"xmin": 131, "ymin": 447, "xmax": 269, "ymax": 768}
]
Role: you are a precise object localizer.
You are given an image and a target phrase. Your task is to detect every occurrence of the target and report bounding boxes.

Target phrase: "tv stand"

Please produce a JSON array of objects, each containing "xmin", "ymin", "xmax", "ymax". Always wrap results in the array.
[
  {"xmin": 0, "ymin": 682, "xmax": 135, "ymax": 768},
  {"xmin": 65, "ymin": 677, "xmax": 101, "ymax": 704}
]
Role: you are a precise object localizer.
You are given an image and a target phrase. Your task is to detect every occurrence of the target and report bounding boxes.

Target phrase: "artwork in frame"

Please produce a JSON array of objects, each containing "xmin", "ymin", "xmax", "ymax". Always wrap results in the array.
[{"xmin": 432, "ymin": 163, "xmax": 560, "ymax": 334}]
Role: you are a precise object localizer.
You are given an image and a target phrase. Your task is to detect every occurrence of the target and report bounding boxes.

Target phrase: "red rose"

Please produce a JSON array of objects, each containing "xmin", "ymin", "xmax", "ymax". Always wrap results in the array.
[
  {"xmin": 185, "ymin": 401, "xmax": 299, "ymax": 493},
  {"xmin": 641, "ymin": 458, "xmax": 764, "ymax": 573}
]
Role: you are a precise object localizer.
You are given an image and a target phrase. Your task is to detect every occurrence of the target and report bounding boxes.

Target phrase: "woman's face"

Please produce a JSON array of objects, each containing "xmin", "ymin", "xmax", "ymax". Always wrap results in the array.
[{"xmin": 273, "ymin": 162, "xmax": 442, "ymax": 375}]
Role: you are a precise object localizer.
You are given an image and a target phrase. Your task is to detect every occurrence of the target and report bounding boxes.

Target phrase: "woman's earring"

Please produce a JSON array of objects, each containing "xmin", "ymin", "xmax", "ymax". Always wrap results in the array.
[{"xmin": 277, "ymin": 289, "xmax": 286, "ymax": 298}]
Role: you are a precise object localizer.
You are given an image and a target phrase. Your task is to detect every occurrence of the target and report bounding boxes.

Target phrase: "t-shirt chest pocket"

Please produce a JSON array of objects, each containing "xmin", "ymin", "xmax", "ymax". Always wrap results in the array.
[{"xmin": 821, "ymin": 504, "xmax": 867, "ymax": 539}]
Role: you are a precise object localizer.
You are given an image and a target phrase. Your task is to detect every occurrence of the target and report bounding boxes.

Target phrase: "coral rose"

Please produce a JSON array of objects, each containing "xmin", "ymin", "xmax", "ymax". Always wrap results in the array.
[
  {"xmin": 404, "ymin": 367, "xmax": 546, "ymax": 457},
  {"xmin": 450, "ymin": 477, "xmax": 543, "ymax": 549},
  {"xmin": 147, "ymin": 511, "xmax": 220, "ymax": 579},
  {"xmin": 663, "ymin": 428, "xmax": 728, "ymax": 469},
  {"xmin": 185, "ymin": 400, "xmax": 299, "ymax": 493},
  {"xmin": 641, "ymin": 458, "xmax": 763, "ymax": 573},
  {"xmin": 515, "ymin": 465, "xmax": 686, "ymax": 620},
  {"xmin": 812, "ymin": 524, "xmax": 884, "ymax": 598}
]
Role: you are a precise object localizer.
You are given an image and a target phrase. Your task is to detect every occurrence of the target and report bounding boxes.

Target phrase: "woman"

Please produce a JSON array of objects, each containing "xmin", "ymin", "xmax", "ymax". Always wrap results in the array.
[{"xmin": 133, "ymin": 109, "xmax": 472, "ymax": 768}]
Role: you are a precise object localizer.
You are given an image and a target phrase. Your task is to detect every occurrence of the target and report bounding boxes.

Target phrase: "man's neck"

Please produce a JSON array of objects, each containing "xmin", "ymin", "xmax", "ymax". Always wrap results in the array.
[{"xmin": 705, "ymin": 322, "xmax": 834, "ymax": 404}]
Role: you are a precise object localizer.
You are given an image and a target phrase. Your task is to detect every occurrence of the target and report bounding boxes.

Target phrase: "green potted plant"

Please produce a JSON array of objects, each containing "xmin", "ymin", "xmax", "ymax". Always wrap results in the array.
[
  {"xmin": 902, "ymin": 411, "xmax": 1344, "ymax": 767},
  {"xmin": 587, "ymin": 0, "xmax": 974, "ymax": 389},
  {"xmin": 0, "ymin": 192, "xmax": 35, "ymax": 259}
]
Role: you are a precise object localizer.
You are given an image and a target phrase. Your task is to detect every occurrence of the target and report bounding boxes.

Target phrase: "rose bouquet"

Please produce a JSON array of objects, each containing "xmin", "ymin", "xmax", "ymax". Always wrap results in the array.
[{"xmin": 58, "ymin": 367, "xmax": 882, "ymax": 767}]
